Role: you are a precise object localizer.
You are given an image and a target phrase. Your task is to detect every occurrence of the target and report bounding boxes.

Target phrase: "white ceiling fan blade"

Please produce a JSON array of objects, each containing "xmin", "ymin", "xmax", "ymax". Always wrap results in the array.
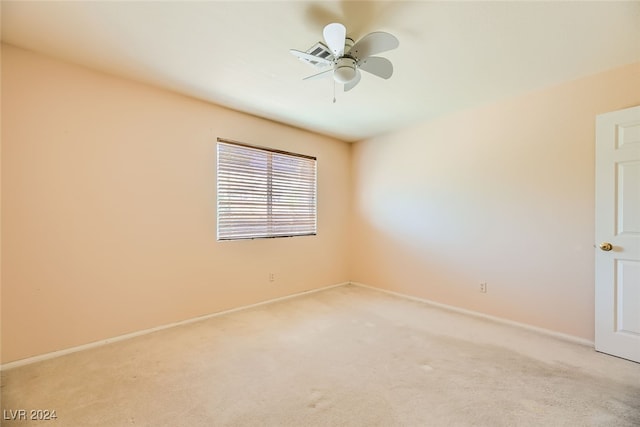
[
  {"xmin": 303, "ymin": 69, "xmax": 333, "ymax": 80},
  {"xmin": 344, "ymin": 70, "xmax": 361, "ymax": 92},
  {"xmin": 323, "ymin": 23, "xmax": 346, "ymax": 58},
  {"xmin": 289, "ymin": 49, "xmax": 332, "ymax": 66},
  {"xmin": 349, "ymin": 32, "xmax": 399, "ymax": 59},
  {"xmin": 359, "ymin": 56, "xmax": 393, "ymax": 79}
]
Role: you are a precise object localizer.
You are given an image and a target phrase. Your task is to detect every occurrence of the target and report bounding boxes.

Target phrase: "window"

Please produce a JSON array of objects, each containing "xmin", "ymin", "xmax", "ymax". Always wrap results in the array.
[{"xmin": 216, "ymin": 138, "xmax": 317, "ymax": 240}]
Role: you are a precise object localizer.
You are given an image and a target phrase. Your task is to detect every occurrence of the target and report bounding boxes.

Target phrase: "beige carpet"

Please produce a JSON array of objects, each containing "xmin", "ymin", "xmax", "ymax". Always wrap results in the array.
[{"xmin": 2, "ymin": 284, "xmax": 639, "ymax": 426}]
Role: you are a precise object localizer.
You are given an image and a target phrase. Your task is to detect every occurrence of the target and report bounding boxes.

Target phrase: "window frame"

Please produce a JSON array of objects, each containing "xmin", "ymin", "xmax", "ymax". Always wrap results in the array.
[{"xmin": 216, "ymin": 137, "xmax": 317, "ymax": 241}]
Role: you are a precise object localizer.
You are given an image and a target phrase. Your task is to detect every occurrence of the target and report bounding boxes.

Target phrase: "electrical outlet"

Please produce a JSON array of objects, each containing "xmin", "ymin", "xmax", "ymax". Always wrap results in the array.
[
  {"xmin": 480, "ymin": 282, "xmax": 487, "ymax": 293},
  {"xmin": 269, "ymin": 273, "xmax": 275, "ymax": 282}
]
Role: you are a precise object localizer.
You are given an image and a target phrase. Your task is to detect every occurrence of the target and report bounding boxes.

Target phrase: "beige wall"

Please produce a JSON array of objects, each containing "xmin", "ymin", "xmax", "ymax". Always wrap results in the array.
[
  {"xmin": 1, "ymin": 44, "xmax": 351, "ymax": 363},
  {"xmin": 351, "ymin": 63, "xmax": 640, "ymax": 341}
]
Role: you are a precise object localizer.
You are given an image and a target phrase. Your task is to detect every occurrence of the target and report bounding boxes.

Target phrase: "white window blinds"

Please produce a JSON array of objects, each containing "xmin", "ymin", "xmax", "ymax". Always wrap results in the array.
[{"xmin": 217, "ymin": 139, "xmax": 317, "ymax": 240}]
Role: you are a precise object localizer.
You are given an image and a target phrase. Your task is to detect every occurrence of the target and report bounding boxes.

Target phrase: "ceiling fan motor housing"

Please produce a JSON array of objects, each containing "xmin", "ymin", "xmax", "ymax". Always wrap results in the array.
[{"xmin": 334, "ymin": 57, "xmax": 357, "ymax": 84}]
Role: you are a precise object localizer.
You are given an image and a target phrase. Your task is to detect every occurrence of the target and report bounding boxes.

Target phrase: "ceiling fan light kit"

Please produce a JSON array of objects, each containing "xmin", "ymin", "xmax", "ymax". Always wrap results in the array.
[
  {"xmin": 290, "ymin": 22, "xmax": 399, "ymax": 93},
  {"xmin": 334, "ymin": 57, "xmax": 357, "ymax": 84}
]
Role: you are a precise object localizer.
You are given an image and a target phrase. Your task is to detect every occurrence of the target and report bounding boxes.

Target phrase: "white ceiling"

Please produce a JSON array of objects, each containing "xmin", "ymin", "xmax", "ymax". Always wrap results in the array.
[{"xmin": 2, "ymin": 1, "xmax": 639, "ymax": 142}]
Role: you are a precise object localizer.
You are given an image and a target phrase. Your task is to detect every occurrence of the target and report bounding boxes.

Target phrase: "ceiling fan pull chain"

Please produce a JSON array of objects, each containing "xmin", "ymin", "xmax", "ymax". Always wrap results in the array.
[{"xmin": 333, "ymin": 80, "xmax": 336, "ymax": 104}]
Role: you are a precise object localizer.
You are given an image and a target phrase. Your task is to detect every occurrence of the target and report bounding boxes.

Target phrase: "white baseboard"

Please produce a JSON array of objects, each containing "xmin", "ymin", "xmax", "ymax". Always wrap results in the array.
[
  {"xmin": 349, "ymin": 282, "xmax": 595, "ymax": 348},
  {"xmin": 1, "ymin": 282, "xmax": 350, "ymax": 371}
]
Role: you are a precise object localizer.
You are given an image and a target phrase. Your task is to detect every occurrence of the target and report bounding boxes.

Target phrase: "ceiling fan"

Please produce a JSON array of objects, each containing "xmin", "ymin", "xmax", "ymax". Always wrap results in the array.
[{"xmin": 290, "ymin": 23, "xmax": 399, "ymax": 92}]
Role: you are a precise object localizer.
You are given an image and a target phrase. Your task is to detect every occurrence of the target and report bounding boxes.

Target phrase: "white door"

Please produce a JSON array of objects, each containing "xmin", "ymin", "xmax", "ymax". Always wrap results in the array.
[{"xmin": 595, "ymin": 105, "xmax": 640, "ymax": 363}]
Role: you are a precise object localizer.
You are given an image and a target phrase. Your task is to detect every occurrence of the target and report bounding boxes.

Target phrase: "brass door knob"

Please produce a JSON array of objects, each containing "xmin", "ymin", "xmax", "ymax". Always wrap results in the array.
[{"xmin": 599, "ymin": 242, "xmax": 613, "ymax": 251}]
